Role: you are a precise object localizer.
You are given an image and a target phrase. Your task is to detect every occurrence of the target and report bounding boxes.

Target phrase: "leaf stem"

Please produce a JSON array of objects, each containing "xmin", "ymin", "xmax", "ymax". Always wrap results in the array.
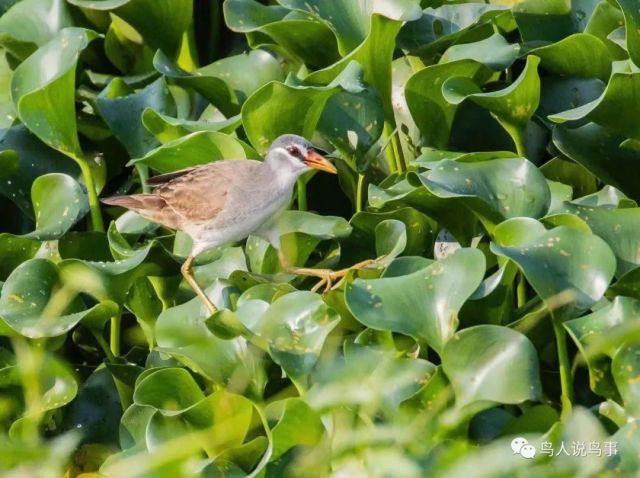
[
  {"xmin": 356, "ymin": 174, "xmax": 365, "ymax": 213},
  {"xmin": 90, "ymin": 328, "xmax": 130, "ymax": 411},
  {"xmin": 78, "ymin": 160, "xmax": 105, "ymax": 232},
  {"xmin": 296, "ymin": 179, "xmax": 307, "ymax": 211},
  {"xmin": 110, "ymin": 314, "xmax": 121, "ymax": 357},
  {"xmin": 91, "ymin": 329, "xmax": 115, "ymax": 362},
  {"xmin": 136, "ymin": 164, "xmax": 151, "ymax": 194},
  {"xmin": 510, "ymin": 127, "xmax": 527, "ymax": 157},
  {"xmin": 13, "ymin": 338, "xmax": 43, "ymax": 445},
  {"xmin": 552, "ymin": 316, "xmax": 573, "ymax": 420},
  {"xmin": 382, "ymin": 123, "xmax": 399, "ymax": 174},
  {"xmin": 516, "ymin": 273, "xmax": 526, "ymax": 308}
]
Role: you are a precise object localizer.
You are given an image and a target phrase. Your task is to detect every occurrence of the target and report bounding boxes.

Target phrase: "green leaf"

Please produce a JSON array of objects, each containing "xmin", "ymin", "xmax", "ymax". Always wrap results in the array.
[
  {"xmin": 0, "ymin": 234, "xmax": 39, "ymax": 281},
  {"xmin": 154, "ymin": 49, "xmax": 283, "ymax": 117},
  {"xmin": 224, "ymin": 0, "xmax": 340, "ymax": 69},
  {"xmin": 63, "ymin": 367, "xmax": 122, "ymax": 444},
  {"xmin": 242, "ymin": 291, "xmax": 340, "ymax": 379},
  {"xmin": 266, "ymin": 398, "xmax": 324, "ymax": 461},
  {"xmin": 317, "ymin": 84, "xmax": 385, "ymax": 170},
  {"xmin": 442, "ymin": 325, "xmax": 541, "ymax": 408},
  {"xmin": 417, "ymin": 157, "xmax": 551, "ymax": 231},
  {"xmin": 155, "ymin": 289, "xmax": 264, "ymax": 391},
  {"xmin": 562, "ymin": 202, "xmax": 640, "ymax": 277},
  {"xmin": 0, "ymin": 0, "xmax": 74, "ymax": 60},
  {"xmin": 68, "ymin": 0, "xmax": 193, "ymax": 57},
  {"xmin": 24, "ymin": 174, "xmax": 88, "ymax": 241},
  {"xmin": 0, "ymin": 125, "xmax": 79, "ymax": 214},
  {"xmin": 346, "ymin": 248, "xmax": 485, "ymax": 353},
  {"xmin": 58, "ymin": 238, "xmax": 179, "ymax": 303},
  {"xmin": 368, "ymin": 174, "xmax": 480, "ymax": 245},
  {"xmin": 11, "ymin": 28, "xmax": 98, "ymax": 159},
  {"xmin": 277, "ymin": 210, "xmax": 352, "ymax": 239},
  {"xmin": 306, "ymin": 14, "xmax": 409, "ymax": 118},
  {"xmin": 442, "ymin": 55, "xmax": 541, "ymax": 152},
  {"xmin": 513, "ymin": 0, "xmax": 585, "ymax": 43},
  {"xmin": 565, "ymin": 296, "xmax": 640, "ymax": 397},
  {"xmin": 104, "ymin": 15, "xmax": 154, "ymax": 75},
  {"xmin": 440, "ymin": 33, "xmax": 520, "ymax": 71},
  {"xmin": 350, "ymin": 207, "xmax": 437, "ymax": 258},
  {"xmin": 405, "ymin": 59, "xmax": 489, "ymax": 149},
  {"xmin": 552, "ymin": 123, "xmax": 640, "ymax": 202},
  {"xmin": 141, "ymin": 109, "xmax": 241, "ymax": 143},
  {"xmin": 550, "ymin": 63, "xmax": 640, "ymax": 142},
  {"xmin": 307, "ymin": 345, "xmax": 434, "ymax": 413},
  {"xmin": 10, "ymin": 353, "xmax": 78, "ymax": 438},
  {"xmin": 242, "ymin": 81, "xmax": 337, "ymax": 154},
  {"xmin": 398, "ymin": 4, "xmax": 509, "ymax": 60},
  {"xmin": 129, "ymin": 131, "xmax": 259, "ymax": 173},
  {"xmin": 133, "ymin": 368, "xmax": 205, "ymax": 414},
  {"xmin": 96, "ymin": 78, "xmax": 176, "ymax": 158},
  {"xmin": 491, "ymin": 225, "xmax": 616, "ymax": 319},
  {"xmin": 530, "ymin": 33, "xmax": 611, "ymax": 81},
  {"xmin": 616, "ymin": 0, "xmax": 640, "ymax": 67},
  {"xmin": 279, "ymin": 0, "xmax": 422, "ymax": 54},
  {"xmin": 539, "ymin": 156, "xmax": 597, "ymax": 198},
  {"xmin": 0, "ymin": 258, "xmax": 118, "ymax": 338}
]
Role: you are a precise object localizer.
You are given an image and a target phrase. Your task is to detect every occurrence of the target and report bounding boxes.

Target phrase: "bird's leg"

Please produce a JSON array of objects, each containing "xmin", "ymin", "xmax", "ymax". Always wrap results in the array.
[
  {"xmin": 181, "ymin": 255, "xmax": 217, "ymax": 315},
  {"xmin": 279, "ymin": 251, "xmax": 385, "ymax": 294}
]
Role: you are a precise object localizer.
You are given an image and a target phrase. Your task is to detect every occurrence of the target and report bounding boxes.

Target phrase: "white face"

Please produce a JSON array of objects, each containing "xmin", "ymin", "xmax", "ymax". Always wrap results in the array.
[{"xmin": 272, "ymin": 145, "xmax": 311, "ymax": 174}]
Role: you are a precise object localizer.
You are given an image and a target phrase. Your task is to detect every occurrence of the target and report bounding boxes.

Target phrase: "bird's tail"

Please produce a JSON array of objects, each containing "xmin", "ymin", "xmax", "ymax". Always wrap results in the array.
[
  {"xmin": 101, "ymin": 194, "xmax": 180, "ymax": 230},
  {"xmin": 100, "ymin": 194, "xmax": 165, "ymax": 213}
]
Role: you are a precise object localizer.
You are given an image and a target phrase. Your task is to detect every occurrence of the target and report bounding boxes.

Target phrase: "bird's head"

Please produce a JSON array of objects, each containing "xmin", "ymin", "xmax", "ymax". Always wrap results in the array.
[{"xmin": 267, "ymin": 134, "xmax": 337, "ymax": 175}]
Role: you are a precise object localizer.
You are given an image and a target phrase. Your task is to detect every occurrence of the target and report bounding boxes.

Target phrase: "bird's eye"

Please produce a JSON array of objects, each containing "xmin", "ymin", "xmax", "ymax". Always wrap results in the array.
[{"xmin": 287, "ymin": 145, "xmax": 302, "ymax": 159}]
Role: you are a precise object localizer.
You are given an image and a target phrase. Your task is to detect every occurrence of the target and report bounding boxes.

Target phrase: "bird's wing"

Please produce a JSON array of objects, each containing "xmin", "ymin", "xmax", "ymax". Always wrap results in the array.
[
  {"xmin": 146, "ymin": 167, "xmax": 197, "ymax": 187},
  {"xmin": 155, "ymin": 160, "xmax": 262, "ymax": 224}
]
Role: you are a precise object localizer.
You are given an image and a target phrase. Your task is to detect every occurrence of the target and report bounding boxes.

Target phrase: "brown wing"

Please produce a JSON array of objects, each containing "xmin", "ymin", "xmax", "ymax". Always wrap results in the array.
[
  {"xmin": 154, "ymin": 160, "xmax": 261, "ymax": 224},
  {"xmin": 145, "ymin": 167, "xmax": 197, "ymax": 187},
  {"xmin": 102, "ymin": 160, "xmax": 261, "ymax": 230}
]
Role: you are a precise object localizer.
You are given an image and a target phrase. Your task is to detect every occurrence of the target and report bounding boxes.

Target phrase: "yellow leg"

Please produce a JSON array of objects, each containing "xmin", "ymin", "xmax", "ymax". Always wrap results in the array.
[
  {"xmin": 181, "ymin": 256, "xmax": 217, "ymax": 315},
  {"xmin": 279, "ymin": 251, "xmax": 384, "ymax": 294}
]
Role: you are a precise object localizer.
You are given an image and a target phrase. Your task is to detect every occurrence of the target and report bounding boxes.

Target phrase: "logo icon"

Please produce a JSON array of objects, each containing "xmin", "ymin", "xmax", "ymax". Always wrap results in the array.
[{"xmin": 511, "ymin": 437, "xmax": 536, "ymax": 459}]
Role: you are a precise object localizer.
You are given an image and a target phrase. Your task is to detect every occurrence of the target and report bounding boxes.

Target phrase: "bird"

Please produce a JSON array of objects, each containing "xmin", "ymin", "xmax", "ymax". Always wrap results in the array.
[{"xmin": 101, "ymin": 134, "xmax": 379, "ymax": 314}]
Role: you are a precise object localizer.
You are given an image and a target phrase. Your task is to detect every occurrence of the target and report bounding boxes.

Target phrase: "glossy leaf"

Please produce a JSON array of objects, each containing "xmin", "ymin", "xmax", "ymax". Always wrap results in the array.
[
  {"xmin": 242, "ymin": 81, "xmax": 338, "ymax": 154},
  {"xmin": 440, "ymin": 33, "xmax": 520, "ymax": 71},
  {"xmin": 0, "ymin": 0, "xmax": 74, "ymax": 59},
  {"xmin": 240, "ymin": 291, "xmax": 340, "ymax": 379},
  {"xmin": 11, "ymin": 28, "xmax": 98, "ymax": 159},
  {"xmin": 442, "ymin": 55, "xmax": 541, "ymax": 151},
  {"xmin": 530, "ymin": 33, "xmax": 611, "ymax": 81},
  {"xmin": 154, "ymin": 49, "xmax": 283, "ymax": 117},
  {"xmin": 405, "ymin": 59, "xmax": 489, "ymax": 149},
  {"xmin": 96, "ymin": 78, "xmax": 176, "ymax": 158},
  {"xmin": 129, "ymin": 131, "xmax": 259, "ymax": 173},
  {"xmin": 442, "ymin": 325, "xmax": 541, "ymax": 408},
  {"xmin": 68, "ymin": 0, "xmax": 193, "ymax": 57},
  {"xmin": 418, "ymin": 157, "xmax": 551, "ymax": 230},
  {"xmin": 552, "ymin": 123, "xmax": 640, "ymax": 201},
  {"xmin": 616, "ymin": 0, "xmax": 640, "ymax": 67},
  {"xmin": 24, "ymin": 173, "xmax": 88, "ymax": 240},
  {"xmin": 279, "ymin": 0, "xmax": 422, "ymax": 54},
  {"xmin": 224, "ymin": 0, "xmax": 340, "ymax": 69},
  {"xmin": 0, "ymin": 258, "xmax": 118, "ymax": 338},
  {"xmin": 492, "ymin": 225, "xmax": 616, "ymax": 319},
  {"xmin": 550, "ymin": 64, "xmax": 640, "ymax": 142},
  {"xmin": 346, "ymin": 248, "xmax": 485, "ymax": 353}
]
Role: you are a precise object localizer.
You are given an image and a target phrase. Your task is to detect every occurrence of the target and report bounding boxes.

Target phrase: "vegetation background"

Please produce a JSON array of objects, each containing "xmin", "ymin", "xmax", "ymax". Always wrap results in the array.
[{"xmin": 0, "ymin": 0, "xmax": 639, "ymax": 476}]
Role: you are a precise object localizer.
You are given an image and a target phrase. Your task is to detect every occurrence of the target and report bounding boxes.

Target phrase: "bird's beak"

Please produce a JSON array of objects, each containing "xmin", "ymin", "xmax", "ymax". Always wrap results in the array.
[{"xmin": 304, "ymin": 150, "xmax": 337, "ymax": 174}]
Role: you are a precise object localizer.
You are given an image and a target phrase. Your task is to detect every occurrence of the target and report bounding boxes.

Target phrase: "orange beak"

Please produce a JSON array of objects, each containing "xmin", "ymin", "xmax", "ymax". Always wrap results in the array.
[{"xmin": 304, "ymin": 150, "xmax": 337, "ymax": 174}]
